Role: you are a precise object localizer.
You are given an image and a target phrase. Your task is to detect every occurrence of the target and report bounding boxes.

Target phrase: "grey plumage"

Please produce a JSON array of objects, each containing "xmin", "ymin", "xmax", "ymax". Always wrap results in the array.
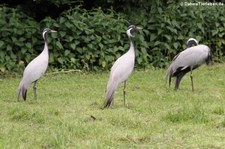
[
  {"xmin": 166, "ymin": 38, "xmax": 212, "ymax": 91},
  {"xmin": 18, "ymin": 28, "xmax": 56, "ymax": 101},
  {"xmin": 104, "ymin": 25, "xmax": 142, "ymax": 108}
]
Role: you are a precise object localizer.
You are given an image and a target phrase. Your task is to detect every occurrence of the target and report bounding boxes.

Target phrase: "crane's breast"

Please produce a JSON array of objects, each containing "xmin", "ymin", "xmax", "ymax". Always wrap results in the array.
[
  {"xmin": 110, "ymin": 53, "xmax": 135, "ymax": 84},
  {"xmin": 23, "ymin": 55, "xmax": 49, "ymax": 82}
]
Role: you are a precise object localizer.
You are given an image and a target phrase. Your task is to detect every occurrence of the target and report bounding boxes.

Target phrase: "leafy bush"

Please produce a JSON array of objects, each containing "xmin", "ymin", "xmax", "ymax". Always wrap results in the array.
[
  {"xmin": 40, "ymin": 7, "xmax": 149, "ymax": 71},
  {"xmin": 0, "ymin": 7, "xmax": 40, "ymax": 72},
  {"xmin": 0, "ymin": 2, "xmax": 224, "ymax": 73},
  {"xmin": 140, "ymin": 3, "xmax": 225, "ymax": 67},
  {"xmin": 0, "ymin": 6, "xmax": 148, "ymax": 72},
  {"xmin": 41, "ymin": 8, "xmax": 132, "ymax": 71}
]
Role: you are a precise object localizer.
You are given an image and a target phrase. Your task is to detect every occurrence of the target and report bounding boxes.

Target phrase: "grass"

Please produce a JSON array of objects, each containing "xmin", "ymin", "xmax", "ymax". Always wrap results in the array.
[{"xmin": 1, "ymin": 64, "xmax": 225, "ymax": 148}]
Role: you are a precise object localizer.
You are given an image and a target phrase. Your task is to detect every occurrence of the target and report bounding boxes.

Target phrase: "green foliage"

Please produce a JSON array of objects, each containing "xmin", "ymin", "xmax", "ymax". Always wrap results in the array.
[
  {"xmin": 0, "ymin": 7, "xmax": 40, "ymax": 72},
  {"xmin": 0, "ymin": 6, "xmax": 148, "ymax": 72},
  {"xmin": 141, "ymin": 3, "xmax": 225, "ymax": 67},
  {"xmin": 41, "ymin": 8, "xmax": 129, "ymax": 71},
  {"xmin": 0, "ymin": 2, "xmax": 224, "ymax": 72}
]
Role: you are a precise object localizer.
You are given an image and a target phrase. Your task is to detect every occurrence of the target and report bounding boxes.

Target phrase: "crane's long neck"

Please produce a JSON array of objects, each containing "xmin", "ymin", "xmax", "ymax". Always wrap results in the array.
[
  {"xmin": 44, "ymin": 33, "xmax": 49, "ymax": 45},
  {"xmin": 128, "ymin": 37, "xmax": 135, "ymax": 55},
  {"xmin": 42, "ymin": 33, "xmax": 49, "ymax": 56}
]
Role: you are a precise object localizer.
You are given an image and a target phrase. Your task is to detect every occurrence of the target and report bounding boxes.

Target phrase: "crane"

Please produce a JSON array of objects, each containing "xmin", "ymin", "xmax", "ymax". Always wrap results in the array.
[
  {"xmin": 104, "ymin": 25, "xmax": 142, "ymax": 108},
  {"xmin": 166, "ymin": 39, "xmax": 212, "ymax": 91},
  {"xmin": 17, "ymin": 28, "xmax": 56, "ymax": 101}
]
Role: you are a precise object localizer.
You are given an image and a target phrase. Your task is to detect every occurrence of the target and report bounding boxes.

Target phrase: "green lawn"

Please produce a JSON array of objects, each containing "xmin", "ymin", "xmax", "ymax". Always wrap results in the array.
[{"xmin": 1, "ymin": 64, "xmax": 225, "ymax": 148}]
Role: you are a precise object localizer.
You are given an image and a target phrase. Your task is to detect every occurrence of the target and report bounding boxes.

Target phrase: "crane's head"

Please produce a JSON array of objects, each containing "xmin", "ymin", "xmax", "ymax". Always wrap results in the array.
[
  {"xmin": 42, "ymin": 28, "xmax": 57, "ymax": 40},
  {"xmin": 43, "ymin": 28, "xmax": 57, "ymax": 33},
  {"xmin": 186, "ymin": 38, "xmax": 198, "ymax": 48},
  {"xmin": 126, "ymin": 25, "xmax": 142, "ymax": 38}
]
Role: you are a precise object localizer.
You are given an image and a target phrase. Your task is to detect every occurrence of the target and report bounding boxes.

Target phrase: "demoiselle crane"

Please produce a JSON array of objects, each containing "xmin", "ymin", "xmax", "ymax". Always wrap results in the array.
[
  {"xmin": 17, "ymin": 28, "xmax": 56, "ymax": 101},
  {"xmin": 104, "ymin": 25, "xmax": 142, "ymax": 108},
  {"xmin": 166, "ymin": 39, "xmax": 212, "ymax": 91}
]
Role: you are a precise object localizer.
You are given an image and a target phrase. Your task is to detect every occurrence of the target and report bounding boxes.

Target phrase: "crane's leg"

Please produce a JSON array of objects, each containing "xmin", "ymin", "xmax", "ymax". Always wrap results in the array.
[
  {"xmin": 190, "ymin": 68, "xmax": 194, "ymax": 91},
  {"xmin": 33, "ymin": 81, "xmax": 37, "ymax": 100},
  {"xmin": 123, "ymin": 81, "xmax": 127, "ymax": 107}
]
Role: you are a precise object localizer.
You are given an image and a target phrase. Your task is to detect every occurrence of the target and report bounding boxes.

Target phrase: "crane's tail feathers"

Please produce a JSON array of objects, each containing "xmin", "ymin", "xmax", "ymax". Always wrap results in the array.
[
  {"xmin": 104, "ymin": 92, "xmax": 115, "ymax": 108},
  {"xmin": 22, "ymin": 88, "xmax": 27, "ymax": 101},
  {"xmin": 166, "ymin": 65, "xmax": 173, "ymax": 87},
  {"xmin": 104, "ymin": 81, "xmax": 117, "ymax": 108},
  {"xmin": 18, "ymin": 85, "xmax": 27, "ymax": 101}
]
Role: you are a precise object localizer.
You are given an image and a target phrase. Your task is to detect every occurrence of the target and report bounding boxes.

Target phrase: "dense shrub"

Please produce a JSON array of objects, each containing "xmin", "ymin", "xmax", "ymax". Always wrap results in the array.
[
  {"xmin": 0, "ymin": 6, "xmax": 148, "ymax": 72},
  {"xmin": 0, "ymin": 2, "xmax": 224, "ymax": 73},
  {"xmin": 43, "ymin": 8, "xmax": 128, "ymax": 70},
  {"xmin": 0, "ymin": 7, "xmax": 40, "ymax": 72},
  {"xmin": 40, "ymin": 8, "xmax": 144, "ymax": 71},
  {"xmin": 132, "ymin": 2, "xmax": 225, "ymax": 67}
]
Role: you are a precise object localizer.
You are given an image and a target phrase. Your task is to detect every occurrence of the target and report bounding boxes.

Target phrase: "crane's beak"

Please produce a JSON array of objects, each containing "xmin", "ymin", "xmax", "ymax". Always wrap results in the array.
[
  {"xmin": 136, "ymin": 26, "xmax": 143, "ymax": 30},
  {"xmin": 51, "ymin": 30, "xmax": 57, "ymax": 33}
]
